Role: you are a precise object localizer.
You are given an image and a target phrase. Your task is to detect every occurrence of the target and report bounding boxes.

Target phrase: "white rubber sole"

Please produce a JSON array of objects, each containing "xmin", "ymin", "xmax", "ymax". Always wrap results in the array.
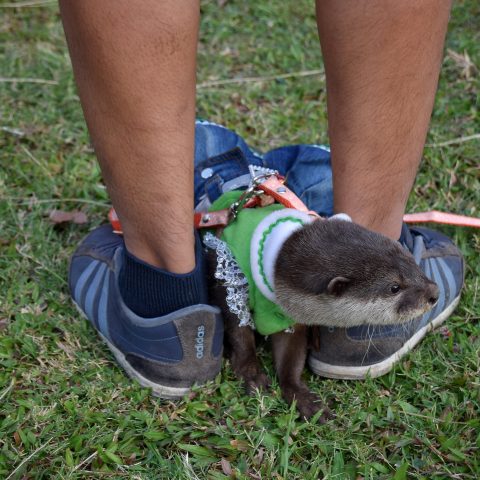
[
  {"xmin": 308, "ymin": 294, "xmax": 461, "ymax": 380},
  {"xmin": 73, "ymin": 302, "xmax": 191, "ymax": 399}
]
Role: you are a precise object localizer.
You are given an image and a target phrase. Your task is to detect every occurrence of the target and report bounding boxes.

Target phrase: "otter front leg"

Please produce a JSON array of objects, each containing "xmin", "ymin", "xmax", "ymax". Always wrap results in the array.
[
  {"xmin": 225, "ymin": 314, "xmax": 270, "ymax": 394},
  {"xmin": 271, "ymin": 326, "xmax": 331, "ymax": 422},
  {"xmin": 206, "ymin": 249, "xmax": 269, "ymax": 393}
]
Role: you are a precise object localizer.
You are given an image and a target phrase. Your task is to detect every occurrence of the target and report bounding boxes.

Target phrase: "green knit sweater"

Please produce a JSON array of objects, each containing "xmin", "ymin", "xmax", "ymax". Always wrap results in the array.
[{"xmin": 208, "ymin": 190, "xmax": 312, "ymax": 335}]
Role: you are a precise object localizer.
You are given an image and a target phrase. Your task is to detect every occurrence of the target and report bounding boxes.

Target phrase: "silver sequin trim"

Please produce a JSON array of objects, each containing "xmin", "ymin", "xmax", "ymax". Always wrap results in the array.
[{"xmin": 203, "ymin": 232, "xmax": 254, "ymax": 328}]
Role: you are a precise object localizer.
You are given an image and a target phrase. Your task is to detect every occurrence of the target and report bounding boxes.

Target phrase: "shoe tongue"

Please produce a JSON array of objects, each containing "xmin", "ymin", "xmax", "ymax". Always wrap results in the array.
[{"xmin": 399, "ymin": 222, "xmax": 414, "ymax": 250}]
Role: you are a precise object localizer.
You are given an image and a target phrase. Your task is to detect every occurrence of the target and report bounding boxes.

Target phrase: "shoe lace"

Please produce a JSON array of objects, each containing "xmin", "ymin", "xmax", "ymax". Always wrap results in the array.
[{"xmin": 400, "ymin": 223, "xmax": 425, "ymax": 265}]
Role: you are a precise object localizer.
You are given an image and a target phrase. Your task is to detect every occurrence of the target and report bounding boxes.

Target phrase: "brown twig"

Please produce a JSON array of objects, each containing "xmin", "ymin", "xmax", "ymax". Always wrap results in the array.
[
  {"xmin": 0, "ymin": 76, "xmax": 58, "ymax": 85},
  {"xmin": 197, "ymin": 69, "xmax": 325, "ymax": 89},
  {"xmin": 0, "ymin": 0, "xmax": 55, "ymax": 8},
  {"xmin": 426, "ymin": 133, "xmax": 480, "ymax": 148}
]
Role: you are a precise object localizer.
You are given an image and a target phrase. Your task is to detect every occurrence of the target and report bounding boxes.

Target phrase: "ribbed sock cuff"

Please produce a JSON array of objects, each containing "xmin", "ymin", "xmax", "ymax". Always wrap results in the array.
[{"xmin": 118, "ymin": 234, "xmax": 208, "ymax": 318}]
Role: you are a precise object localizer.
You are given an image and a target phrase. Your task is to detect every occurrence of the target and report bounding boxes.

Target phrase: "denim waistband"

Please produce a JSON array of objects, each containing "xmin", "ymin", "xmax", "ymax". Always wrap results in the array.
[{"xmin": 193, "ymin": 119, "xmax": 334, "ymax": 217}]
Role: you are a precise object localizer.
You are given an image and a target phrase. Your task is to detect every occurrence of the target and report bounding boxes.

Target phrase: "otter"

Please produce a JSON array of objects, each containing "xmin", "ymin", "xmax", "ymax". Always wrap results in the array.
[
  {"xmin": 275, "ymin": 219, "xmax": 439, "ymax": 327},
  {"xmin": 207, "ymin": 214, "xmax": 439, "ymax": 421}
]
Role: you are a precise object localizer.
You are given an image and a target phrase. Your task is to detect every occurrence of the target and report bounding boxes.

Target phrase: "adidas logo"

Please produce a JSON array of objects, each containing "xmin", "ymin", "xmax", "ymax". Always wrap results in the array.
[{"xmin": 195, "ymin": 325, "xmax": 205, "ymax": 359}]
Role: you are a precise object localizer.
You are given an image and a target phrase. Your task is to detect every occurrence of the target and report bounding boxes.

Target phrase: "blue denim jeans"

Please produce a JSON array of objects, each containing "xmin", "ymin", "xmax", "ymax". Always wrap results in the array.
[{"xmin": 194, "ymin": 119, "xmax": 334, "ymax": 217}]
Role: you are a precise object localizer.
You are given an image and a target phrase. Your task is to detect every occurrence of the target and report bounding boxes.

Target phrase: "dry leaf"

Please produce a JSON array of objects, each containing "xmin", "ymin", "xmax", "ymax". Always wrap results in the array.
[
  {"xmin": 253, "ymin": 447, "xmax": 264, "ymax": 465},
  {"xmin": 56, "ymin": 341, "xmax": 75, "ymax": 359},
  {"xmin": 49, "ymin": 209, "xmax": 88, "ymax": 225},
  {"xmin": 221, "ymin": 457, "xmax": 232, "ymax": 476},
  {"xmin": 438, "ymin": 326, "xmax": 451, "ymax": 339},
  {"xmin": 447, "ymin": 49, "xmax": 477, "ymax": 79},
  {"xmin": 440, "ymin": 406, "xmax": 452, "ymax": 420},
  {"xmin": 449, "ymin": 171, "xmax": 457, "ymax": 188},
  {"xmin": 230, "ymin": 439, "xmax": 249, "ymax": 451},
  {"xmin": 0, "ymin": 318, "xmax": 8, "ymax": 331}
]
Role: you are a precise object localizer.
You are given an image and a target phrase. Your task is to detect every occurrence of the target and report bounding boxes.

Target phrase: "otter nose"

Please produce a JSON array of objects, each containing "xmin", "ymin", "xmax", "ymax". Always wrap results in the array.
[
  {"xmin": 428, "ymin": 294, "xmax": 438, "ymax": 306},
  {"xmin": 426, "ymin": 283, "xmax": 439, "ymax": 306}
]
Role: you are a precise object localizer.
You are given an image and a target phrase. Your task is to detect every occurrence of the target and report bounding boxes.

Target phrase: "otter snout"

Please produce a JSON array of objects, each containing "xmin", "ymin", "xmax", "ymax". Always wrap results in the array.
[
  {"xmin": 426, "ymin": 282, "xmax": 440, "ymax": 308},
  {"xmin": 416, "ymin": 280, "xmax": 440, "ymax": 317},
  {"xmin": 397, "ymin": 279, "xmax": 440, "ymax": 321}
]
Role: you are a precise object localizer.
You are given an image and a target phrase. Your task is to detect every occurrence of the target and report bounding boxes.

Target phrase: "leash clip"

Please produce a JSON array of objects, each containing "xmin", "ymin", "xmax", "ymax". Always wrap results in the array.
[
  {"xmin": 229, "ymin": 183, "xmax": 262, "ymax": 220},
  {"xmin": 229, "ymin": 170, "xmax": 280, "ymax": 220}
]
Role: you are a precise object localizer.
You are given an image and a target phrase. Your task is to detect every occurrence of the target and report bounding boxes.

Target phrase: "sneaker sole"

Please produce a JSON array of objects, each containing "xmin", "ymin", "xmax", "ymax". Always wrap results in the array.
[
  {"xmin": 307, "ymin": 294, "xmax": 461, "ymax": 380},
  {"xmin": 73, "ymin": 302, "xmax": 191, "ymax": 399}
]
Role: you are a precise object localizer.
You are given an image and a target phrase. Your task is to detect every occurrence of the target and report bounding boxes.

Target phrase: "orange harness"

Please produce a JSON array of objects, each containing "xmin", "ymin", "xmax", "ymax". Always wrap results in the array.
[
  {"xmin": 109, "ymin": 173, "xmax": 318, "ymax": 233},
  {"xmin": 108, "ymin": 173, "xmax": 480, "ymax": 234}
]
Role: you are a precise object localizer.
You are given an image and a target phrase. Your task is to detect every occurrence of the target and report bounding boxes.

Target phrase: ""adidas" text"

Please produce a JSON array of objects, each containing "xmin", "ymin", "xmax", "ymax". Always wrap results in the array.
[{"xmin": 195, "ymin": 325, "xmax": 205, "ymax": 359}]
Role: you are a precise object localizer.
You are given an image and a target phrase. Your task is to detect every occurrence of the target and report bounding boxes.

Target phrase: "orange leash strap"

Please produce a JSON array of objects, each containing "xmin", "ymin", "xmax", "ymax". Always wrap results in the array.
[
  {"xmin": 109, "ymin": 174, "xmax": 319, "ymax": 234},
  {"xmin": 110, "ymin": 206, "xmax": 233, "ymax": 232},
  {"xmin": 193, "ymin": 209, "xmax": 231, "ymax": 229},
  {"xmin": 109, "ymin": 173, "xmax": 480, "ymax": 233},
  {"xmin": 108, "ymin": 208, "xmax": 122, "ymax": 233},
  {"xmin": 109, "ymin": 207, "xmax": 480, "ymax": 234},
  {"xmin": 403, "ymin": 211, "xmax": 480, "ymax": 228},
  {"xmin": 256, "ymin": 176, "xmax": 320, "ymax": 218}
]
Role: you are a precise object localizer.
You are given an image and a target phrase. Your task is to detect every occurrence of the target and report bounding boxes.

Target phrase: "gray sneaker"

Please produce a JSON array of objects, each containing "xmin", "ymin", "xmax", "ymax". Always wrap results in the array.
[
  {"xmin": 69, "ymin": 225, "xmax": 223, "ymax": 398},
  {"xmin": 308, "ymin": 224, "xmax": 464, "ymax": 379}
]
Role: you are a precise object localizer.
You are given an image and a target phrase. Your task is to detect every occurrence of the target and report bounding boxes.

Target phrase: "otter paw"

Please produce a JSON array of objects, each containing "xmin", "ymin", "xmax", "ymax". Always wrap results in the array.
[
  {"xmin": 295, "ymin": 393, "xmax": 333, "ymax": 423},
  {"xmin": 312, "ymin": 404, "xmax": 334, "ymax": 424},
  {"xmin": 244, "ymin": 372, "xmax": 271, "ymax": 395}
]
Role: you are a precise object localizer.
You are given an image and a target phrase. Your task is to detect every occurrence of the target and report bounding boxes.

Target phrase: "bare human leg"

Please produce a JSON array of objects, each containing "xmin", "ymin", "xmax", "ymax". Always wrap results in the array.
[
  {"xmin": 309, "ymin": 0, "xmax": 464, "ymax": 381},
  {"xmin": 60, "ymin": 0, "xmax": 199, "ymax": 273},
  {"xmin": 316, "ymin": 0, "xmax": 452, "ymax": 240},
  {"xmin": 64, "ymin": 1, "xmax": 224, "ymax": 394}
]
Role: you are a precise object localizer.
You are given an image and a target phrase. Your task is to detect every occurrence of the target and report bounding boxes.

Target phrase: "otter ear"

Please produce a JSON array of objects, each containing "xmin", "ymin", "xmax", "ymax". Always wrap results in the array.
[{"xmin": 327, "ymin": 277, "xmax": 351, "ymax": 296}]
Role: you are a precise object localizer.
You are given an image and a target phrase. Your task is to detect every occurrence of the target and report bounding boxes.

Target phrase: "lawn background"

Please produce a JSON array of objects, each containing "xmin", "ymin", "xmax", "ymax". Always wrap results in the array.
[{"xmin": 0, "ymin": 1, "xmax": 479, "ymax": 479}]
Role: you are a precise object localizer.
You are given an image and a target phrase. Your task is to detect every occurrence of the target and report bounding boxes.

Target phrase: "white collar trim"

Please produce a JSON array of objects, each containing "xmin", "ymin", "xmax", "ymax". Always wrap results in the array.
[{"xmin": 250, "ymin": 209, "xmax": 314, "ymax": 302}]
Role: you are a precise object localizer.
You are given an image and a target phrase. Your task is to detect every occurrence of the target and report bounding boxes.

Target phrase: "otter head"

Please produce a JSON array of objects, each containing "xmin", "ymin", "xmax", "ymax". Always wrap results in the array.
[{"xmin": 274, "ymin": 219, "xmax": 439, "ymax": 327}]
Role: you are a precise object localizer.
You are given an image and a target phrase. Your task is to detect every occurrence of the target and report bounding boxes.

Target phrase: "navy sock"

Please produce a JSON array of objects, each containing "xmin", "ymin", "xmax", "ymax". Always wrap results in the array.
[{"xmin": 118, "ymin": 234, "xmax": 208, "ymax": 318}]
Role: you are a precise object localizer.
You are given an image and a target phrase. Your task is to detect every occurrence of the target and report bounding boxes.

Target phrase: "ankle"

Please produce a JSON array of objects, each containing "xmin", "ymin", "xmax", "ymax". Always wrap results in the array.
[
  {"xmin": 124, "ymin": 231, "xmax": 196, "ymax": 273},
  {"xmin": 334, "ymin": 201, "xmax": 404, "ymax": 240},
  {"xmin": 118, "ymin": 233, "xmax": 208, "ymax": 317}
]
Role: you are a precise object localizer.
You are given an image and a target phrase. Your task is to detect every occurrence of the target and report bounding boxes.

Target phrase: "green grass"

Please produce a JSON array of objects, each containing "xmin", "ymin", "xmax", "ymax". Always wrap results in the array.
[{"xmin": 0, "ymin": 0, "xmax": 479, "ymax": 478}]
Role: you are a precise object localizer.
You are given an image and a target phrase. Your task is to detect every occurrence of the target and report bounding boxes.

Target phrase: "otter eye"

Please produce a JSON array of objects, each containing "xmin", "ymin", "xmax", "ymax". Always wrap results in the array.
[{"xmin": 390, "ymin": 284, "xmax": 401, "ymax": 294}]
